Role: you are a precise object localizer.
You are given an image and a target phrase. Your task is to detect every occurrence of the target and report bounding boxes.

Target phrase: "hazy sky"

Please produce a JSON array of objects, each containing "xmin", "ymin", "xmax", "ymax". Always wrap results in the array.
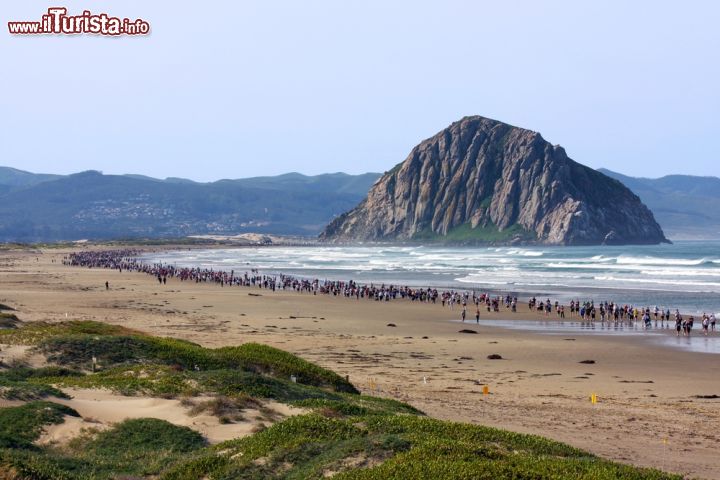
[{"xmin": 2, "ymin": 1, "xmax": 718, "ymax": 181}]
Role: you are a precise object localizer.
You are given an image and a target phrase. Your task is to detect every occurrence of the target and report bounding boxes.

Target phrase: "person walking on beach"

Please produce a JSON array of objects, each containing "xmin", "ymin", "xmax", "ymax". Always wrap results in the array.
[
  {"xmin": 702, "ymin": 314, "xmax": 709, "ymax": 335},
  {"xmin": 461, "ymin": 306, "xmax": 466, "ymax": 322},
  {"xmin": 643, "ymin": 310, "xmax": 651, "ymax": 329},
  {"xmin": 105, "ymin": 281, "xmax": 109, "ymax": 290},
  {"xmin": 475, "ymin": 308, "xmax": 480, "ymax": 324},
  {"xmin": 711, "ymin": 313, "xmax": 716, "ymax": 332},
  {"xmin": 675, "ymin": 311, "xmax": 682, "ymax": 337}
]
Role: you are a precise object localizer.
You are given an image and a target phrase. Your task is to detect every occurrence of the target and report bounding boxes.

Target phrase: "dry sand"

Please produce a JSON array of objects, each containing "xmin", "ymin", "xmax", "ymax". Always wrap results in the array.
[
  {"xmin": 39, "ymin": 389, "xmax": 303, "ymax": 445},
  {"xmin": 0, "ymin": 247, "xmax": 718, "ymax": 478}
]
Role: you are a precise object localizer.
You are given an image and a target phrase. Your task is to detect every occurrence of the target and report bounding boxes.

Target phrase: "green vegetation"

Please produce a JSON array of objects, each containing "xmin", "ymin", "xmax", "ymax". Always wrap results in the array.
[
  {"xmin": 36, "ymin": 333, "xmax": 357, "ymax": 394},
  {"xmin": 0, "ymin": 417, "xmax": 207, "ymax": 479},
  {"xmin": 0, "ymin": 401, "xmax": 79, "ymax": 449},
  {"xmin": 162, "ymin": 415, "xmax": 679, "ymax": 480},
  {"xmin": 0, "ymin": 367, "xmax": 80, "ymax": 401},
  {"xmin": 87, "ymin": 417, "xmax": 204, "ymax": 453},
  {"xmin": 0, "ymin": 320, "xmax": 681, "ymax": 479},
  {"xmin": 413, "ymin": 222, "xmax": 536, "ymax": 245},
  {"xmin": 0, "ymin": 320, "xmax": 135, "ymax": 345}
]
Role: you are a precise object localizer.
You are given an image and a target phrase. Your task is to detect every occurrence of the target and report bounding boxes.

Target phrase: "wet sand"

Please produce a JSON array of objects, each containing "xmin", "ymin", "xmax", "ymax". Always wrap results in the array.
[{"xmin": 1, "ymin": 247, "xmax": 719, "ymax": 479}]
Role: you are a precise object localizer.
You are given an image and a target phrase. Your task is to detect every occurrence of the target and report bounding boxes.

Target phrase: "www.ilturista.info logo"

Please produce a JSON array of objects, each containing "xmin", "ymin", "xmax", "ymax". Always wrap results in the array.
[{"xmin": 8, "ymin": 7, "xmax": 150, "ymax": 36}]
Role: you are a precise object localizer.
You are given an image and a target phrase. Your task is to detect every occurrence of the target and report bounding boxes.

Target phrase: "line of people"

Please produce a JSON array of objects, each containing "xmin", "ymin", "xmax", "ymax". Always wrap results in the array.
[{"xmin": 64, "ymin": 250, "xmax": 716, "ymax": 336}]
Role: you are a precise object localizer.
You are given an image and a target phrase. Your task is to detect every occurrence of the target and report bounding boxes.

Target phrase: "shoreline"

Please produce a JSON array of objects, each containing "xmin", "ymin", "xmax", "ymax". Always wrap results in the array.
[
  {"xmin": 2, "ymin": 247, "xmax": 719, "ymax": 478},
  {"xmin": 105, "ymin": 245, "xmax": 720, "ymax": 321},
  {"xmin": 447, "ymin": 318, "xmax": 719, "ymax": 355}
]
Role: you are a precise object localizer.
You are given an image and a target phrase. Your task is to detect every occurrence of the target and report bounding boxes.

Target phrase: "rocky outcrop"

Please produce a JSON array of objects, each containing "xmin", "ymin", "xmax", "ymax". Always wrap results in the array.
[{"xmin": 321, "ymin": 116, "xmax": 668, "ymax": 245}]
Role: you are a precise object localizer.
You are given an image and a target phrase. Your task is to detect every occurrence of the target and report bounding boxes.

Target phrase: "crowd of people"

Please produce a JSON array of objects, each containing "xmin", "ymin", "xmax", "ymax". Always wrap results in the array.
[{"xmin": 64, "ymin": 249, "xmax": 717, "ymax": 335}]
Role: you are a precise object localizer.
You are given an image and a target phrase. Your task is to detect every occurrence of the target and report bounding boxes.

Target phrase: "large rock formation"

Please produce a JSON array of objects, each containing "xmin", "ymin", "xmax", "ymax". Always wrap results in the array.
[{"xmin": 321, "ymin": 116, "xmax": 668, "ymax": 245}]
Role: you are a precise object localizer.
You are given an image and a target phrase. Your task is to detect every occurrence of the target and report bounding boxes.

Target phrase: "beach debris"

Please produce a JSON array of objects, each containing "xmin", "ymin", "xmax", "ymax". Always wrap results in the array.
[
  {"xmin": 482, "ymin": 385, "xmax": 489, "ymax": 395},
  {"xmin": 458, "ymin": 329, "xmax": 477, "ymax": 334},
  {"xmin": 486, "ymin": 354, "xmax": 503, "ymax": 360},
  {"xmin": 248, "ymin": 293, "xmax": 262, "ymax": 297},
  {"xmin": 579, "ymin": 360, "xmax": 596, "ymax": 364},
  {"xmin": 459, "ymin": 356, "xmax": 473, "ymax": 360},
  {"xmin": 421, "ymin": 336, "xmax": 429, "ymax": 339},
  {"xmin": 693, "ymin": 394, "xmax": 719, "ymax": 399},
  {"xmin": 386, "ymin": 323, "xmax": 397, "ymax": 327},
  {"xmin": 563, "ymin": 338, "xmax": 576, "ymax": 341}
]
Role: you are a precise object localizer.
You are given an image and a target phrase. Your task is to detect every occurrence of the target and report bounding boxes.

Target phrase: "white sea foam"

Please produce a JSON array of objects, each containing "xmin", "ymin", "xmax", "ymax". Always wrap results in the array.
[
  {"xmin": 616, "ymin": 256, "xmax": 707, "ymax": 266},
  {"xmin": 142, "ymin": 242, "xmax": 720, "ymax": 311}
]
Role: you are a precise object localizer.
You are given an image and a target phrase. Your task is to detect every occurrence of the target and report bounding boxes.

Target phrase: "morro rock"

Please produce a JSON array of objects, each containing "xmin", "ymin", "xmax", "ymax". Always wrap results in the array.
[{"xmin": 321, "ymin": 116, "xmax": 668, "ymax": 245}]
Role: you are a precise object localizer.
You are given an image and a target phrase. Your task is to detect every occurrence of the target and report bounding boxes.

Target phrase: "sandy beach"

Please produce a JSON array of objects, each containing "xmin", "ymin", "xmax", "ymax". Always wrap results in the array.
[{"xmin": 1, "ymin": 247, "xmax": 718, "ymax": 479}]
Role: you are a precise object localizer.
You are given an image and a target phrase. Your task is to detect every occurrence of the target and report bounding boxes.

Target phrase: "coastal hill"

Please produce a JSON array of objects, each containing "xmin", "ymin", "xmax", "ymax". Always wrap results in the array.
[
  {"xmin": 3, "ymin": 160, "xmax": 717, "ymax": 244},
  {"xmin": 0, "ymin": 168, "xmax": 380, "ymax": 242},
  {"xmin": 321, "ymin": 116, "xmax": 668, "ymax": 246},
  {"xmin": 598, "ymin": 168, "xmax": 720, "ymax": 240}
]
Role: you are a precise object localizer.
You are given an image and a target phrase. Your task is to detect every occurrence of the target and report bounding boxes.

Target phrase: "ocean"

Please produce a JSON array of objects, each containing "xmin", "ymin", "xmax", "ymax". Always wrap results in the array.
[{"xmin": 142, "ymin": 240, "xmax": 720, "ymax": 315}]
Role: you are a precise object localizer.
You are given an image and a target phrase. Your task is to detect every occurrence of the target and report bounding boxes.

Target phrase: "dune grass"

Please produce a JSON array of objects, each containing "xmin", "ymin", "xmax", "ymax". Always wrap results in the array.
[
  {"xmin": 162, "ymin": 415, "xmax": 680, "ymax": 480},
  {"xmin": 0, "ymin": 320, "xmax": 682, "ymax": 479},
  {"xmin": 0, "ymin": 401, "xmax": 79, "ymax": 449},
  {"xmin": 35, "ymin": 330, "xmax": 357, "ymax": 394}
]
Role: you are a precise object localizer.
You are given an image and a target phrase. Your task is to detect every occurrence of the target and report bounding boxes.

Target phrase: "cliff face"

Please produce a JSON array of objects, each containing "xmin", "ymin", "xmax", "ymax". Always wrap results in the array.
[{"xmin": 321, "ymin": 116, "xmax": 668, "ymax": 245}]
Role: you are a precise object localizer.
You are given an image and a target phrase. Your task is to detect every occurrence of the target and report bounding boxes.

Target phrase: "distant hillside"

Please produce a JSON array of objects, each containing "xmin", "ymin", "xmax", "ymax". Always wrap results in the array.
[
  {"xmin": 598, "ymin": 169, "xmax": 720, "ymax": 240},
  {"xmin": 0, "ymin": 167, "xmax": 61, "ymax": 194},
  {"xmin": 0, "ymin": 168, "xmax": 381, "ymax": 242}
]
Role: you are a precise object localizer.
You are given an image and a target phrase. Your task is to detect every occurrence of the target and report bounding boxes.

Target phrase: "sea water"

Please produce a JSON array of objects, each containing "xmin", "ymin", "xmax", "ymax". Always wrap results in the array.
[
  {"xmin": 142, "ymin": 240, "xmax": 720, "ymax": 315},
  {"xmin": 456, "ymin": 319, "xmax": 720, "ymax": 354}
]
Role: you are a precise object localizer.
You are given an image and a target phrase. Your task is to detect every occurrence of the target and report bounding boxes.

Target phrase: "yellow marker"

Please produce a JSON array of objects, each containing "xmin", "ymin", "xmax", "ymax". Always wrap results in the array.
[
  {"xmin": 482, "ymin": 385, "xmax": 489, "ymax": 395},
  {"xmin": 590, "ymin": 393, "xmax": 597, "ymax": 404}
]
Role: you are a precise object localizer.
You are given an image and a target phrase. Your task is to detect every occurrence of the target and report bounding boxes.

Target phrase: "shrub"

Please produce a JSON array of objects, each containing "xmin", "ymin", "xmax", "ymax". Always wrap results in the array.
[
  {"xmin": 0, "ymin": 401, "xmax": 79, "ymax": 449},
  {"xmin": 86, "ymin": 418, "xmax": 206, "ymax": 456}
]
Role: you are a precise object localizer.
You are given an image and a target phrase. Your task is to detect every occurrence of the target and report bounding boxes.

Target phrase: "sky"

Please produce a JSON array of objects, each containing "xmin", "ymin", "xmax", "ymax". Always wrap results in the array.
[{"xmin": 1, "ymin": 1, "xmax": 719, "ymax": 182}]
